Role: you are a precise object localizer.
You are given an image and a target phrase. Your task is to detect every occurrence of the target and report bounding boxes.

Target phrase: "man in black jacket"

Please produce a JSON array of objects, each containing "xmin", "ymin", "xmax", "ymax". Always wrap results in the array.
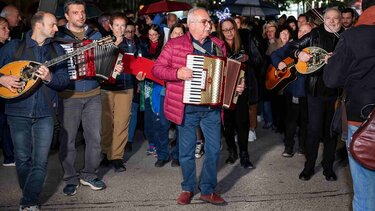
[
  {"xmin": 285, "ymin": 8, "xmax": 344, "ymax": 181},
  {"xmin": 323, "ymin": 0, "xmax": 375, "ymax": 209}
]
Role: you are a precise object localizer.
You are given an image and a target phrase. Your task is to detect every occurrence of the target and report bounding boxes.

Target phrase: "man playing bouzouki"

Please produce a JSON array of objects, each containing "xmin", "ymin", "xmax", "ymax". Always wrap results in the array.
[
  {"xmin": 282, "ymin": 8, "xmax": 344, "ymax": 182},
  {"xmin": 0, "ymin": 11, "xmax": 69, "ymax": 210}
]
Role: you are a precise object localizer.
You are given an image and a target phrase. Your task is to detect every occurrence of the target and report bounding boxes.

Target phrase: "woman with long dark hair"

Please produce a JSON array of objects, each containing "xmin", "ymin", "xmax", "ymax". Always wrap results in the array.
[
  {"xmin": 140, "ymin": 24, "xmax": 171, "ymax": 167},
  {"xmin": 217, "ymin": 18, "xmax": 254, "ymax": 169}
]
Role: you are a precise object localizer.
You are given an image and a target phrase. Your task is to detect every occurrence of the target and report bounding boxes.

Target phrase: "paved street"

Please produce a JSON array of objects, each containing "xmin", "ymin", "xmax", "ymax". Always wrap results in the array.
[{"xmin": 0, "ymin": 128, "xmax": 353, "ymax": 211}]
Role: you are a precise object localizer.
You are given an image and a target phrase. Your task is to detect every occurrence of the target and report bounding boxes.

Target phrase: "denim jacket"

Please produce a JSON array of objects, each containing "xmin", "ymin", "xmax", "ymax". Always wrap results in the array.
[
  {"xmin": 0, "ymin": 31, "xmax": 70, "ymax": 118},
  {"xmin": 55, "ymin": 25, "xmax": 102, "ymax": 92}
]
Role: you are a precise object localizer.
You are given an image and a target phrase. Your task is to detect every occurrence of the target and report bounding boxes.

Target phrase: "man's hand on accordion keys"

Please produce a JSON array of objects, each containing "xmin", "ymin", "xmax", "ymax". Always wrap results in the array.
[{"xmin": 177, "ymin": 67, "xmax": 193, "ymax": 81}]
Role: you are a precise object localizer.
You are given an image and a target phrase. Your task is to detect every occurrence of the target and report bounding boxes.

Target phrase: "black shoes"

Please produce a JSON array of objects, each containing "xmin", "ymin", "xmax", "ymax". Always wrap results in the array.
[
  {"xmin": 171, "ymin": 159, "xmax": 180, "ymax": 167},
  {"xmin": 299, "ymin": 168, "xmax": 314, "ymax": 181},
  {"xmin": 125, "ymin": 142, "xmax": 133, "ymax": 152},
  {"xmin": 112, "ymin": 159, "xmax": 126, "ymax": 172},
  {"xmin": 323, "ymin": 170, "xmax": 337, "ymax": 181},
  {"xmin": 155, "ymin": 159, "xmax": 170, "ymax": 167},
  {"xmin": 239, "ymin": 151, "xmax": 255, "ymax": 169},
  {"xmin": 282, "ymin": 148, "xmax": 294, "ymax": 157},
  {"xmin": 225, "ymin": 150, "xmax": 238, "ymax": 164},
  {"xmin": 100, "ymin": 155, "xmax": 111, "ymax": 166}
]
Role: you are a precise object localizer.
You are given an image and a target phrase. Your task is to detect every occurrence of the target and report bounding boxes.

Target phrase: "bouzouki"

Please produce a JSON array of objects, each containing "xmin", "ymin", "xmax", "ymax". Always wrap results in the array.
[
  {"xmin": 0, "ymin": 36, "xmax": 114, "ymax": 99},
  {"xmin": 265, "ymin": 57, "xmax": 297, "ymax": 91},
  {"xmin": 295, "ymin": 46, "xmax": 328, "ymax": 74}
]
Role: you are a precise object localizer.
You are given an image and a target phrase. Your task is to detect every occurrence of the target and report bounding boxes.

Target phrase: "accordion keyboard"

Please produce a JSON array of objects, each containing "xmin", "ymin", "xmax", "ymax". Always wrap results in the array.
[
  {"xmin": 184, "ymin": 55, "xmax": 206, "ymax": 103},
  {"xmin": 183, "ymin": 55, "xmax": 224, "ymax": 105}
]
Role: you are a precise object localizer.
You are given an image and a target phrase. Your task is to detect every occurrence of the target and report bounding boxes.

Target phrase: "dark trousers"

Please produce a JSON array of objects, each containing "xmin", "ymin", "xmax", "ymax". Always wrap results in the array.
[
  {"xmin": 284, "ymin": 93, "xmax": 308, "ymax": 152},
  {"xmin": 224, "ymin": 91, "xmax": 249, "ymax": 153},
  {"xmin": 271, "ymin": 93, "xmax": 286, "ymax": 132},
  {"xmin": 0, "ymin": 102, "xmax": 14, "ymax": 164},
  {"xmin": 305, "ymin": 95, "xmax": 337, "ymax": 171}
]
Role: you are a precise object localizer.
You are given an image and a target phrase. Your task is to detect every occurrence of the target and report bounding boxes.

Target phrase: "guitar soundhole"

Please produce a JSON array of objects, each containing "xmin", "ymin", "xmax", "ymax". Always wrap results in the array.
[{"xmin": 17, "ymin": 63, "xmax": 39, "ymax": 93}]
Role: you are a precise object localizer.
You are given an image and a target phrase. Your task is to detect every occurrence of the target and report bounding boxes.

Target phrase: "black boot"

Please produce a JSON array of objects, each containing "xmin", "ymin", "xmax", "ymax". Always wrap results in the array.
[
  {"xmin": 239, "ymin": 151, "xmax": 255, "ymax": 169},
  {"xmin": 225, "ymin": 148, "xmax": 238, "ymax": 164}
]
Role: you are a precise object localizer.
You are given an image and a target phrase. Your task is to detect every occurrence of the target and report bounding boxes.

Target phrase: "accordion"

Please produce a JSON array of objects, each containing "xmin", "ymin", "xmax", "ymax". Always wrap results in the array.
[
  {"xmin": 60, "ymin": 39, "xmax": 122, "ymax": 80},
  {"xmin": 183, "ymin": 54, "xmax": 245, "ymax": 109}
]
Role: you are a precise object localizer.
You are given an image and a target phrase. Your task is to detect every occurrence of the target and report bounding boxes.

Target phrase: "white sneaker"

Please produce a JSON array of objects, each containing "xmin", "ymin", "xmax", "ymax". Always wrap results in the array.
[
  {"xmin": 19, "ymin": 205, "xmax": 40, "ymax": 211},
  {"xmin": 3, "ymin": 162, "xmax": 16, "ymax": 167},
  {"xmin": 248, "ymin": 130, "xmax": 256, "ymax": 142},
  {"xmin": 195, "ymin": 142, "xmax": 204, "ymax": 159}
]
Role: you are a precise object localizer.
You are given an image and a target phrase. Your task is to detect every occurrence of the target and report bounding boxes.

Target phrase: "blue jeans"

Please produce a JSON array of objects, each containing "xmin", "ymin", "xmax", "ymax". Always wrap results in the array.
[
  {"xmin": 144, "ymin": 98, "xmax": 155, "ymax": 147},
  {"xmin": 171, "ymin": 129, "xmax": 179, "ymax": 160},
  {"xmin": 59, "ymin": 95, "xmax": 102, "ymax": 185},
  {"xmin": 263, "ymin": 101, "xmax": 273, "ymax": 124},
  {"xmin": 154, "ymin": 96, "xmax": 170, "ymax": 160},
  {"xmin": 178, "ymin": 109, "xmax": 221, "ymax": 195},
  {"xmin": 7, "ymin": 116, "xmax": 53, "ymax": 206},
  {"xmin": 347, "ymin": 125, "xmax": 375, "ymax": 211},
  {"xmin": 128, "ymin": 102, "xmax": 139, "ymax": 143}
]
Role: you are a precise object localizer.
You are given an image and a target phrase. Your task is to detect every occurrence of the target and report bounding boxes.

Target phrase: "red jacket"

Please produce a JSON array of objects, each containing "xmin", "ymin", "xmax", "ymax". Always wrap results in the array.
[{"xmin": 152, "ymin": 33, "xmax": 226, "ymax": 125}]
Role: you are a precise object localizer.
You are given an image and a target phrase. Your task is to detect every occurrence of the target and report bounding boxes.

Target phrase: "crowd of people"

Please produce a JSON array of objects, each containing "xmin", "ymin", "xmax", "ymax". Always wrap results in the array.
[{"xmin": 0, "ymin": 0, "xmax": 374, "ymax": 210}]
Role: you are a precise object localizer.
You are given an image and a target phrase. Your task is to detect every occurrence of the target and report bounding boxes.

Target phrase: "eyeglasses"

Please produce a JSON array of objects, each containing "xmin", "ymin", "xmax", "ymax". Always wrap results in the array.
[
  {"xmin": 192, "ymin": 19, "xmax": 213, "ymax": 26},
  {"xmin": 222, "ymin": 27, "xmax": 234, "ymax": 33},
  {"xmin": 125, "ymin": 30, "xmax": 135, "ymax": 34}
]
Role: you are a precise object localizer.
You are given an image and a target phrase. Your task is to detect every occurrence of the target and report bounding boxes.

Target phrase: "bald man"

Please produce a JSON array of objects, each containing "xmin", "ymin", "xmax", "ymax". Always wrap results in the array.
[
  {"xmin": 0, "ymin": 11, "xmax": 69, "ymax": 210},
  {"xmin": 0, "ymin": 5, "xmax": 28, "ymax": 40}
]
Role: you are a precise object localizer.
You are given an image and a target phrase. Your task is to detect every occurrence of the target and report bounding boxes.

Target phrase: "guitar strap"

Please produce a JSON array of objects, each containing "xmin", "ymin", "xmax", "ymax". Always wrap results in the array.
[{"xmin": 14, "ymin": 40, "xmax": 58, "ymax": 61}]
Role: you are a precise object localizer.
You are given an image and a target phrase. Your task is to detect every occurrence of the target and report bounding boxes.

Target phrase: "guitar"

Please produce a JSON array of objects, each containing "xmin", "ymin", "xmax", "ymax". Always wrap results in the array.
[
  {"xmin": 0, "ymin": 36, "xmax": 114, "ymax": 99},
  {"xmin": 265, "ymin": 57, "xmax": 297, "ymax": 91},
  {"xmin": 295, "ymin": 46, "xmax": 328, "ymax": 74}
]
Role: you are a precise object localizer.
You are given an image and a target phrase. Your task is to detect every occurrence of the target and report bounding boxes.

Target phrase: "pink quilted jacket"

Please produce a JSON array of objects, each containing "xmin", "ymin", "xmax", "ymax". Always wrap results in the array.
[{"xmin": 152, "ymin": 32, "xmax": 226, "ymax": 125}]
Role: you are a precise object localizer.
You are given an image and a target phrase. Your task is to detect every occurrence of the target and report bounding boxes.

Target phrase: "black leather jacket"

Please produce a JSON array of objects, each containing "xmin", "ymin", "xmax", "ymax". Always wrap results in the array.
[{"xmin": 287, "ymin": 25, "xmax": 344, "ymax": 97}]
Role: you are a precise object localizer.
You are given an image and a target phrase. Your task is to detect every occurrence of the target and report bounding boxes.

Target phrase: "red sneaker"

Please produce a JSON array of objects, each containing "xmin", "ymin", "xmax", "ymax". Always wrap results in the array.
[
  {"xmin": 199, "ymin": 192, "xmax": 226, "ymax": 205},
  {"xmin": 177, "ymin": 191, "xmax": 194, "ymax": 205}
]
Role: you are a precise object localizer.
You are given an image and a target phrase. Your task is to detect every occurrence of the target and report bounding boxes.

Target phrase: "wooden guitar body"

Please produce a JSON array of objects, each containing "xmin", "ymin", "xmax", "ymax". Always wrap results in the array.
[
  {"xmin": 265, "ymin": 57, "xmax": 297, "ymax": 92},
  {"xmin": 0, "ymin": 60, "xmax": 41, "ymax": 99}
]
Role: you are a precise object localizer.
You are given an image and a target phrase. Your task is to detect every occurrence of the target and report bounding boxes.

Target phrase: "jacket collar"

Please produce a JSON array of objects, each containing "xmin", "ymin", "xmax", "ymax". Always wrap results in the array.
[{"xmin": 25, "ymin": 30, "xmax": 53, "ymax": 48}]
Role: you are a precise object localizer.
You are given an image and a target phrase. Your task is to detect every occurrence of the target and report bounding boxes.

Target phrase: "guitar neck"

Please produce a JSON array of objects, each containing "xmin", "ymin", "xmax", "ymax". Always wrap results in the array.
[{"xmin": 44, "ymin": 42, "xmax": 98, "ymax": 67}]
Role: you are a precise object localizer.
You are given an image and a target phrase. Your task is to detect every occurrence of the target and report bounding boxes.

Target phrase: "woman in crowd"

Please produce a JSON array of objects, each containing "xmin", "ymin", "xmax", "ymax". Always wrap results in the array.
[
  {"xmin": 0, "ymin": 17, "xmax": 14, "ymax": 167},
  {"xmin": 217, "ymin": 18, "xmax": 254, "ymax": 169},
  {"xmin": 262, "ymin": 21, "xmax": 279, "ymax": 130},
  {"xmin": 140, "ymin": 24, "xmax": 171, "ymax": 167},
  {"xmin": 100, "ymin": 13, "xmax": 133, "ymax": 172},
  {"xmin": 125, "ymin": 20, "xmax": 147, "ymax": 152},
  {"xmin": 166, "ymin": 23, "xmax": 187, "ymax": 167}
]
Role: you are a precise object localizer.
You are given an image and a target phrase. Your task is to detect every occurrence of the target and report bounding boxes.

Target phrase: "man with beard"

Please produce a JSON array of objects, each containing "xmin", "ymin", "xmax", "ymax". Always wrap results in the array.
[
  {"xmin": 284, "ymin": 8, "xmax": 344, "ymax": 181},
  {"xmin": 341, "ymin": 8, "xmax": 355, "ymax": 30},
  {"xmin": 56, "ymin": 0, "xmax": 106, "ymax": 196}
]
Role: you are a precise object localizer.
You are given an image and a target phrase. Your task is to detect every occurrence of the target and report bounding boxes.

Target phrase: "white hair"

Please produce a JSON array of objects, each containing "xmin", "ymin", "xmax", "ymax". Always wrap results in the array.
[{"xmin": 187, "ymin": 7, "xmax": 206, "ymax": 24}]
